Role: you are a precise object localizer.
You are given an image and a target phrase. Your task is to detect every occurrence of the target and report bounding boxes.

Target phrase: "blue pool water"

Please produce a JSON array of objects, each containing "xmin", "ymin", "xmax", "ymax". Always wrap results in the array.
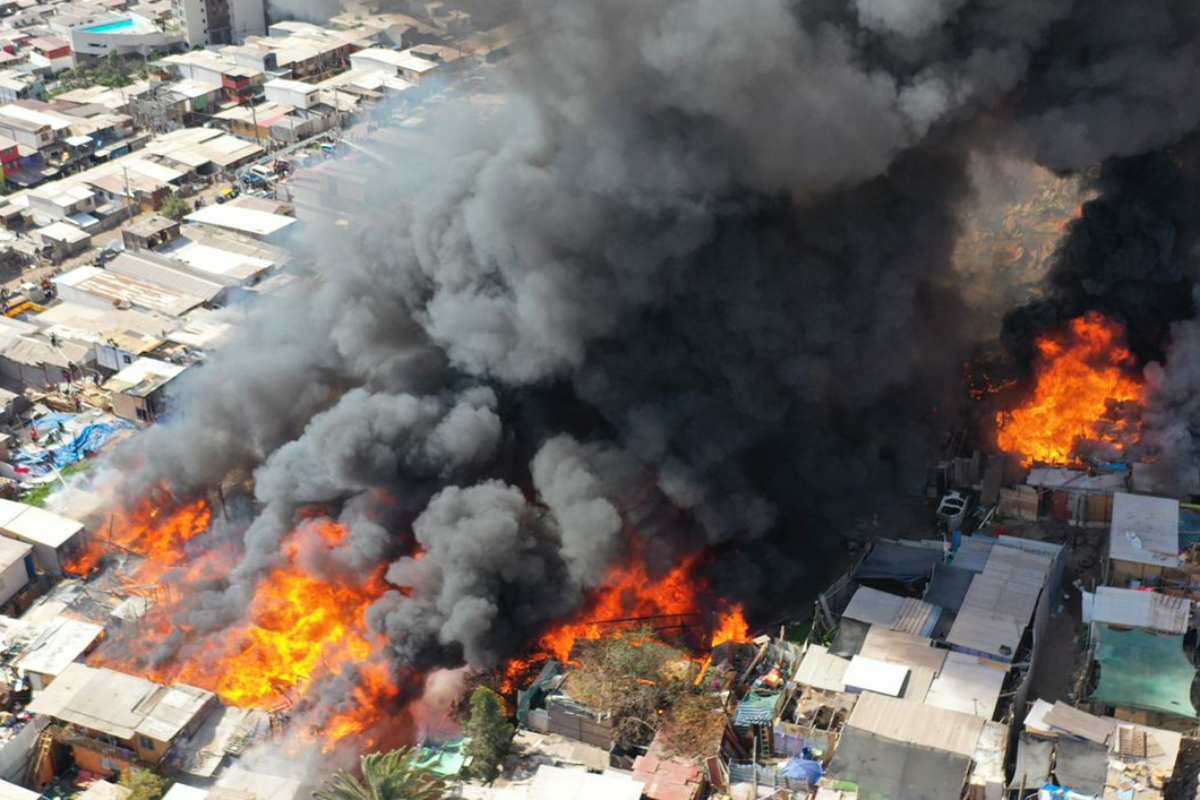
[{"xmin": 83, "ymin": 18, "xmax": 135, "ymax": 33}]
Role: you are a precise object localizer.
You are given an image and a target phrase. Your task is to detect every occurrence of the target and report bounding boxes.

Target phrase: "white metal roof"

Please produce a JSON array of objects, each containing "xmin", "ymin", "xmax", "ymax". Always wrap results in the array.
[
  {"xmin": 842, "ymin": 586, "xmax": 940, "ymax": 637},
  {"xmin": 0, "ymin": 499, "xmax": 84, "ymax": 548},
  {"xmin": 527, "ymin": 765, "xmax": 643, "ymax": 800},
  {"xmin": 162, "ymin": 786, "xmax": 208, "ymax": 800},
  {"xmin": 185, "ymin": 205, "xmax": 296, "ymax": 238},
  {"xmin": 16, "ymin": 616, "xmax": 102, "ymax": 677},
  {"xmin": 845, "ymin": 691, "xmax": 985, "ymax": 758},
  {"xmin": 0, "ymin": 535, "xmax": 29, "ymax": 572},
  {"xmin": 793, "ymin": 644, "xmax": 849, "ymax": 692},
  {"xmin": 1109, "ymin": 492, "xmax": 1181, "ymax": 568},
  {"xmin": 104, "ymin": 356, "xmax": 185, "ymax": 394},
  {"xmin": 957, "ymin": 572, "xmax": 1041, "ymax": 625},
  {"xmin": 944, "ymin": 607, "xmax": 1024, "ymax": 661},
  {"xmin": 843, "ymin": 655, "xmax": 909, "ymax": 697},
  {"xmin": 924, "ymin": 651, "xmax": 1006, "ymax": 719},
  {"xmin": 265, "ymin": 77, "xmax": 318, "ymax": 94},
  {"xmin": 858, "ymin": 626, "xmax": 948, "ymax": 677},
  {"xmin": 1090, "ymin": 587, "xmax": 1189, "ymax": 634},
  {"xmin": 38, "ymin": 221, "xmax": 90, "ymax": 244},
  {"xmin": 26, "ymin": 662, "xmax": 212, "ymax": 742},
  {"xmin": 0, "ymin": 779, "xmax": 40, "ymax": 800}
]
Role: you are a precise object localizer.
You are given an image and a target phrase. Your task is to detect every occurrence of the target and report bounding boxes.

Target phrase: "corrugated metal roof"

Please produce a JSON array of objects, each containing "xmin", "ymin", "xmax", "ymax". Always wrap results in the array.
[
  {"xmin": 951, "ymin": 535, "xmax": 994, "ymax": 573},
  {"xmin": 793, "ymin": 644, "xmax": 849, "ymax": 692},
  {"xmin": 957, "ymin": 572, "xmax": 1041, "ymax": 624},
  {"xmin": 858, "ymin": 626, "xmax": 947, "ymax": 677},
  {"xmin": 1092, "ymin": 587, "xmax": 1189, "ymax": 634},
  {"xmin": 923, "ymin": 652, "xmax": 1005, "ymax": 719},
  {"xmin": 842, "ymin": 587, "xmax": 940, "ymax": 637},
  {"xmin": 1109, "ymin": 492, "xmax": 1181, "ymax": 569},
  {"xmin": 944, "ymin": 607, "xmax": 1024, "ymax": 662},
  {"xmin": 845, "ymin": 692, "xmax": 985, "ymax": 758}
]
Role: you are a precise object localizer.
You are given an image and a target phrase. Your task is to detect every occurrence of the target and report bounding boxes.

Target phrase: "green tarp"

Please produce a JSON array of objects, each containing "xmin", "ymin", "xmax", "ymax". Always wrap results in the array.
[
  {"xmin": 412, "ymin": 737, "xmax": 472, "ymax": 777},
  {"xmin": 1090, "ymin": 624, "xmax": 1197, "ymax": 719}
]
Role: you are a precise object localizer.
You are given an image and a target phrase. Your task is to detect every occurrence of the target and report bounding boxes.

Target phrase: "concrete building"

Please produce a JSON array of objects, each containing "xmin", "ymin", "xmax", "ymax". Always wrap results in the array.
[
  {"xmin": 174, "ymin": 0, "xmax": 265, "ymax": 47},
  {"xmin": 36, "ymin": 221, "xmax": 91, "ymax": 261},
  {"xmin": 349, "ymin": 46, "xmax": 437, "ymax": 83},
  {"xmin": 0, "ymin": 71, "xmax": 44, "ymax": 104},
  {"xmin": 23, "ymin": 36, "xmax": 72, "ymax": 74},
  {"xmin": 121, "ymin": 213, "xmax": 180, "ymax": 250},
  {"xmin": 262, "ymin": 77, "xmax": 317, "ymax": 109},
  {"xmin": 102, "ymin": 356, "xmax": 186, "ymax": 422},
  {"xmin": 68, "ymin": 15, "xmax": 183, "ymax": 60}
]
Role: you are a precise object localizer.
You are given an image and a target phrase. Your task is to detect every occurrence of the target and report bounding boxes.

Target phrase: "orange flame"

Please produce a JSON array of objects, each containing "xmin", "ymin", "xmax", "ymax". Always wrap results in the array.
[
  {"xmin": 538, "ymin": 555, "xmax": 701, "ymax": 662},
  {"xmin": 995, "ymin": 313, "xmax": 1143, "ymax": 466},
  {"xmin": 65, "ymin": 495, "xmax": 212, "ymax": 580},
  {"xmin": 83, "ymin": 501, "xmax": 400, "ymax": 750},
  {"xmin": 711, "ymin": 605, "xmax": 749, "ymax": 647},
  {"xmin": 501, "ymin": 553, "xmax": 750, "ymax": 693}
]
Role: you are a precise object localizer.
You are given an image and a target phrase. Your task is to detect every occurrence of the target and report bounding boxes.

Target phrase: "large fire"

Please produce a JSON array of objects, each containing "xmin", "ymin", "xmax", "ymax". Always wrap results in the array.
[
  {"xmin": 501, "ymin": 551, "xmax": 749, "ymax": 692},
  {"xmin": 76, "ymin": 497, "xmax": 749, "ymax": 751},
  {"xmin": 78, "ymin": 501, "xmax": 399, "ymax": 751},
  {"xmin": 995, "ymin": 313, "xmax": 1143, "ymax": 466}
]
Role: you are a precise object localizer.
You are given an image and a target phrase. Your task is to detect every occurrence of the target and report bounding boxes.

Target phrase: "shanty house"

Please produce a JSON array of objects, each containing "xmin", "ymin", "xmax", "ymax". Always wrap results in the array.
[
  {"xmin": 0, "ymin": 536, "xmax": 31, "ymax": 611},
  {"xmin": 0, "ymin": 499, "xmax": 86, "ymax": 575},
  {"xmin": 15, "ymin": 616, "xmax": 103, "ymax": 690},
  {"xmin": 36, "ymin": 221, "xmax": 91, "ymax": 262},
  {"xmin": 1082, "ymin": 586, "xmax": 1189, "ymax": 635},
  {"xmin": 26, "ymin": 663, "xmax": 216, "ymax": 780},
  {"xmin": 1108, "ymin": 492, "xmax": 1182, "ymax": 584},
  {"xmin": 121, "ymin": 214, "xmax": 180, "ymax": 250},
  {"xmin": 824, "ymin": 693, "xmax": 982, "ymax": 799},
  {"xmin": 103, "ymin": 356, "xmax": 186, "ymax": 423}
]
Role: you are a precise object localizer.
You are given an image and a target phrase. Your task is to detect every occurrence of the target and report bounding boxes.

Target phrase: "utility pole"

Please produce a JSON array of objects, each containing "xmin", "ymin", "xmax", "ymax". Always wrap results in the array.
[
  {"xmin": 121, "ymin": 165, "xmax": 133, "ymax": 217},
  {"xmin": 247, "ymin": 94, "xmax": 262, "ymax": 150}
]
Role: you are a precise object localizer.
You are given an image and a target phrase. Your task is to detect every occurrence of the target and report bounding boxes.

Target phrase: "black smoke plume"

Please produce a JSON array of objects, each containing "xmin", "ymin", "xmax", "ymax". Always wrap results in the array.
[{"xmin": 94, "ymin": 0, "xmax": 1200, "ymax": 694}]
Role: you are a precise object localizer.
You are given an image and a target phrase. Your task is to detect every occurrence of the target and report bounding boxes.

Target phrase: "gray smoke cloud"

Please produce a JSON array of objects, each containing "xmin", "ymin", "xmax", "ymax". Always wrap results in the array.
[{"xmin": 94, "ymin": 0, "xmax": 1200, "ymax": 687}]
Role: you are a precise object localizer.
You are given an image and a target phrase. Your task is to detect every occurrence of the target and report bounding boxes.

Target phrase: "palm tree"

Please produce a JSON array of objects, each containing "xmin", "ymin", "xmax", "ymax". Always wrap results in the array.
[{"xmin": 313, "ymin": 747, "xmax": 448, "ymax": 800}]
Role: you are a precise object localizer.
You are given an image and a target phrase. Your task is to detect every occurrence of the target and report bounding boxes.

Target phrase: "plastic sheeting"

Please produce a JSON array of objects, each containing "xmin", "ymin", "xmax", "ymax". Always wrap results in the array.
[
  {"xmin": 855, "ymin": 540, "xmax": 944, "ymax": 585},
  {"xmin": 825, "ymin": 728, "xmax": 970, "ymax": 800},
  {"xmin": 13, "ymin": 417, "xmax": 133, "ymax": 477},
  {"xmin": 780, "ymin": 758, "xmax": 822, "ymax": 784},
  {"xmin": 1090, "ymin": 624, "xmax": 1198, "ymax": 719},
  {"xmin": 1052, "ymin": 737, "xmax": 1107, "ymax": 797},
  {"xmin": 923, "ymin": 563, "xmax": 975, "ymax": 613}
]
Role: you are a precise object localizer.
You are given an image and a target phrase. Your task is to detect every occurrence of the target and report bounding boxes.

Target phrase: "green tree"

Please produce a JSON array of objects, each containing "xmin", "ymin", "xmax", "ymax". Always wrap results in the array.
[
  {"xmin": 159, "ymin": 192, "xmax": 190, "ymax": 220},
  {"xmin": 313, "ymin": 747, "xmax": 447, "ymax": 800},
  {"xmin": 566, "ymin": 628, "xmax": 692, "ymax": 750},
  {"xmin": 119, "ymin": 768, "xmax": 170, "ymax": 800},
  {"xmin": 464, "ymin": 686, "xmax": 513, "ymax": 781}
]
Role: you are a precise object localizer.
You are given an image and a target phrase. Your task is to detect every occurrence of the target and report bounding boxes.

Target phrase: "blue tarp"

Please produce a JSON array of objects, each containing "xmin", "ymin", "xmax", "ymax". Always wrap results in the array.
[
  {"xmin": 14, "ymin": 417, "xmax": 133, "ymax": 476},
  {"xmin": 781, "ymin": 758, "xmax": 823, "ymax": 784}
]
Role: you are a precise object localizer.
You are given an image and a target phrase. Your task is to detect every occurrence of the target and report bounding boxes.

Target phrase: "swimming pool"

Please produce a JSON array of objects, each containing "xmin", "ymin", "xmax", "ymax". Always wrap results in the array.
[{"xmin": 83, "ymin": 18, "xmax": 136, "ymax": 33}]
